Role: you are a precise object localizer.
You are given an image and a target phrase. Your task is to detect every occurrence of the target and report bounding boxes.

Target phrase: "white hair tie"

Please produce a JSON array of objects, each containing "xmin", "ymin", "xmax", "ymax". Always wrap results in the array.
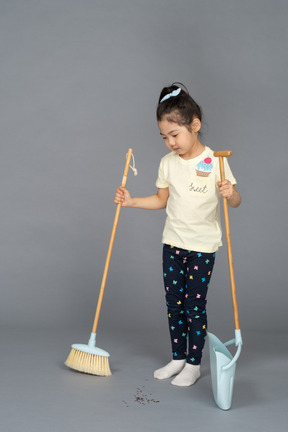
[{"xmin": 160, "ymin": 87, "xmax": 181, "ymax": 103}]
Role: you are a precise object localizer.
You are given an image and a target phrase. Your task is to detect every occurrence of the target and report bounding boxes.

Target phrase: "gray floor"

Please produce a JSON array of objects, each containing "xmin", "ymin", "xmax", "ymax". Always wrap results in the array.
[{"xmin": 1, "ymin": 326, "xmax": 287, "ymax": 431}]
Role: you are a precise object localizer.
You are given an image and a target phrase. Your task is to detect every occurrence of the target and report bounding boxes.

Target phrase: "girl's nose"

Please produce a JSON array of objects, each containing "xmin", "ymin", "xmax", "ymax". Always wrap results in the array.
[{"xmin": 169, "ymin": 138, "xmax": 176, "ymax": 147}]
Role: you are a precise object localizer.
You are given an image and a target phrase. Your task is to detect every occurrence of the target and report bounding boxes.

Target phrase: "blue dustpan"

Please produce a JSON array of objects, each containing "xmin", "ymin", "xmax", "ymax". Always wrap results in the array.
[
  {"xmin": 209, "ymin": 152, "xmax": 243, "ymax": 410},
  {"xmin": 208, "ymin": 330, "xmax": 242, "ymax": 410}
]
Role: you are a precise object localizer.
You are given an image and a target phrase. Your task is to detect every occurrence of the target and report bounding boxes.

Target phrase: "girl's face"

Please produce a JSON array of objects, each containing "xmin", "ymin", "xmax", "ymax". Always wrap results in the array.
[{"xmin": 158, "ymin": 117, "xmax": 203, "ymax": 160}]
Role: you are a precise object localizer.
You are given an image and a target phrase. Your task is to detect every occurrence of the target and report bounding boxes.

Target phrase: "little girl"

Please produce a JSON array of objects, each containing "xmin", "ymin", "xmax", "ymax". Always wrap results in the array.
[{"xmin": 114, "ymin": 83, "xmax": 241, "ymax": 387}]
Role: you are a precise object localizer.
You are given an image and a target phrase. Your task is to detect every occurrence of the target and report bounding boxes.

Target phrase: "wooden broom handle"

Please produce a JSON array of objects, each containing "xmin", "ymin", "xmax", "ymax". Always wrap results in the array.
[
  {"xmin": 92, "ymin": 148, "xmax": 133, "ymax": 334},
  {"xmin": 214, "ymin": 151, "xmax": 240, "ymax": 331}
]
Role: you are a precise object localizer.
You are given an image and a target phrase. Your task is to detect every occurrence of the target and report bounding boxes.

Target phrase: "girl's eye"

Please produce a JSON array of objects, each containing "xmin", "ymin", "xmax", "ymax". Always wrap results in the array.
[{"xmin": 172, "ymin": 135, "xmax": 178, "ymax": 138}]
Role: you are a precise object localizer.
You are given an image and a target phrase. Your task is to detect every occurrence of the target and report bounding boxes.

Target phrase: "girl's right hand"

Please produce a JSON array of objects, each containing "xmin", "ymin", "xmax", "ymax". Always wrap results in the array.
[{"xmin": 114, "ymin": 186, "xmax": 133, "ymax": 207}]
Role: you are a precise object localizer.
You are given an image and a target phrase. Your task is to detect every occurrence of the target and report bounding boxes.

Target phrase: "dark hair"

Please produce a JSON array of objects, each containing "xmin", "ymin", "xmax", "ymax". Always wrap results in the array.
[{"xmin": 156, "ymin": 82, "xmax": 202, "ymax": 132}]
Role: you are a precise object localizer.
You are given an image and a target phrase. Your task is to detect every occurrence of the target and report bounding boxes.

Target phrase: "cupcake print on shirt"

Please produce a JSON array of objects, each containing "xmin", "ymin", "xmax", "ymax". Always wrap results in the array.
[{"xmin": 196, "ymin": 157, "xmax": 213, "ymax": 177}]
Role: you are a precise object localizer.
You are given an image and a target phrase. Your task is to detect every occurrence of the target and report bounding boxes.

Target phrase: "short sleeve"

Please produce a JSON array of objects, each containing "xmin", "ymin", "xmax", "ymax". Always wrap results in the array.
[
  {"xmin": 216, "ymin": 157, "xmax": 237, "ymax": 185},
  {"xmin": 155, "ymin": 158, "xmax": 169, "ymax": 188}
]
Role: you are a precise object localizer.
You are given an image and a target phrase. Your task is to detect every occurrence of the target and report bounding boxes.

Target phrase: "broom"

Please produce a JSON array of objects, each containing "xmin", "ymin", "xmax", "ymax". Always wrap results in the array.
[{"xmin": 65, "ymin": 148, "xmax": 134, "ymax": 376}]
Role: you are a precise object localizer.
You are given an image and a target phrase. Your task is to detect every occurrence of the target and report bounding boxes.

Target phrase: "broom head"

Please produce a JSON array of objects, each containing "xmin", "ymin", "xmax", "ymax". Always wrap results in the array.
[{"xmin": 65, "ymin": 335, "xmax": 112, "ymax": 376}]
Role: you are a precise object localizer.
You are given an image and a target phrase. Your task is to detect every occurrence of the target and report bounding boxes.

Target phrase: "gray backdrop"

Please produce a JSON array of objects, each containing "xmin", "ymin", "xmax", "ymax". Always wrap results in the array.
[{"xmin": 1, "ymin": 0, "xmax": 287, "ymax": 342}]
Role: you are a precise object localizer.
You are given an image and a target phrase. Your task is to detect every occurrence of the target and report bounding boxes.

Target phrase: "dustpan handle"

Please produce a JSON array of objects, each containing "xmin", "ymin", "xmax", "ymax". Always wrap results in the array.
[
  {"xmin": 214, "ymin": 151, "xmax": 240, "ymax": 332},
  {"xmin": 91, "ymin": 149, "xmax": 133, "ymax": 334},
  {"xmin": 222, "ymin": 342, "xmax": 242, "ymax": 371}
]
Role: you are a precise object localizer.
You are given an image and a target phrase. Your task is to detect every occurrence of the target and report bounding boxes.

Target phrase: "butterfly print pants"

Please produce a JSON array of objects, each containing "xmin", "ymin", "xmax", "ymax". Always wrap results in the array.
[{"xmin": 163, "ymin": 244, "xmax": 216, "ymax": 365}]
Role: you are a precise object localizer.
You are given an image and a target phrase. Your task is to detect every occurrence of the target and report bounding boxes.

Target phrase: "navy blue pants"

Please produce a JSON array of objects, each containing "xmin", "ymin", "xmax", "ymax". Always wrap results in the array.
[{"xmin": 163, "ymin": 244, "xmax": 215, "ymax": 365}]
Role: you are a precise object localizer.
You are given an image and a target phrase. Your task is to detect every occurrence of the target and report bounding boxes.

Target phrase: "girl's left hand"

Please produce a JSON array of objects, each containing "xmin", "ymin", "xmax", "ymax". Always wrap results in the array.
[{"xmin": 217, "ymin": 179, "xmax": 234, "ymax": 200}]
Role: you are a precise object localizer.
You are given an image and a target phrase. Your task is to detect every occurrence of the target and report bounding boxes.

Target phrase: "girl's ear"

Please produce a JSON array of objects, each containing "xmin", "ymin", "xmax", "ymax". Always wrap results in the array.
[{"xmin": 192, "ymin": 118, "xmax": 201, "ymax": 133}]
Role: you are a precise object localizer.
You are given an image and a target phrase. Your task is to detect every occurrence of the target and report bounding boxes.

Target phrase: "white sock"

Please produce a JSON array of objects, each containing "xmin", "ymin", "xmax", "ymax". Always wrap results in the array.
[
  {"xmin": 171, "ymin": 363, "xmax": 200, "ymax": 386},
  {"xmin": 154, "ymin": 359, "xmax": 186, "ymax": 380}
]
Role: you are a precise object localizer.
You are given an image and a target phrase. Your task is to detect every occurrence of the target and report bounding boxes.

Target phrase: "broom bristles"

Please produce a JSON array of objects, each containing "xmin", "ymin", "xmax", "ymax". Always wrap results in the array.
[{"xmin": 65, "ymin": 347, "xmax": 112, "ymax": 376}]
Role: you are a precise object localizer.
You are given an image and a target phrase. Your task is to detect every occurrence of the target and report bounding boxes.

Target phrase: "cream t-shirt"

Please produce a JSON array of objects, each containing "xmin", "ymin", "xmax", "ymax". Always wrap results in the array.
[{"xmin": 155, "ymin": 146, "xmax": 237, "ymax": 253}]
